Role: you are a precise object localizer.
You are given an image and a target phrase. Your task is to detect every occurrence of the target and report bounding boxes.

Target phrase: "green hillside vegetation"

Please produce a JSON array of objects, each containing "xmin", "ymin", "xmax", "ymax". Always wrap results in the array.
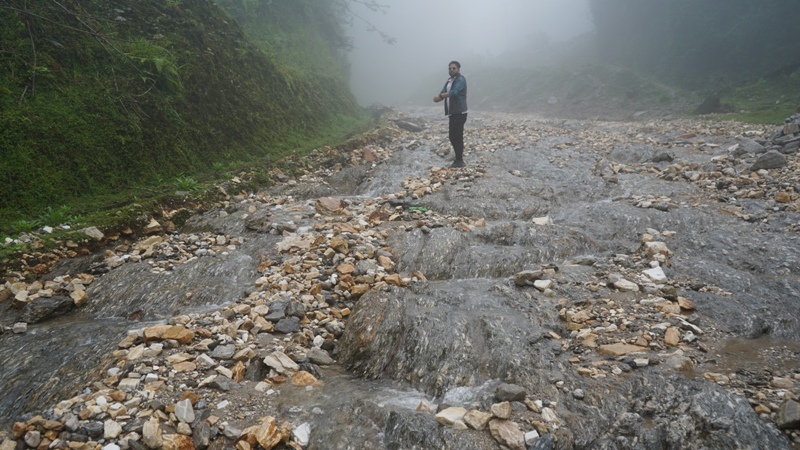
[
  {"xmin": 589, "ymin": 0, "xmax": 800, "ymax": 90},
  {"xmin": 0, "ymin": 0, "xmax": 367, "ymax": 235}
]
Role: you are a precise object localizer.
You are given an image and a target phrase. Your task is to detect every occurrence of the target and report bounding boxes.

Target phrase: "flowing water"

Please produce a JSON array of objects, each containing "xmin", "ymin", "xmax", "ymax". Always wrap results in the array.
[{"xmin": 1, "ymin": 109, "xmax": 799, "ymax": 449}]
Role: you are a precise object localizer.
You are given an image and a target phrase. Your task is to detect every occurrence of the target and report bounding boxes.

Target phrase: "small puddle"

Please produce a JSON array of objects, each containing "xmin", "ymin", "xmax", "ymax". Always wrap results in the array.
[{"xmin": 704, "ymin": 336, "xmax": 800, "ymax": 373}]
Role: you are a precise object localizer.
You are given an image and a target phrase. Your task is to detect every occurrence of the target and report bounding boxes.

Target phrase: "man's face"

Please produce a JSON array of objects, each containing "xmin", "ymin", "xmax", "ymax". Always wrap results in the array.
[{"xmin": 448, "ymin": 64, "xmax": 460, "ymax": 77}]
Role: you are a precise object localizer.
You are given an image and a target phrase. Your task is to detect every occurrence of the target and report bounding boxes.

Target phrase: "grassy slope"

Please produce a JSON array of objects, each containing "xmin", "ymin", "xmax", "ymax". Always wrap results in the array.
[{"xmin": 0, "ymin": 0, "xmax": 367, "ymax": 234}]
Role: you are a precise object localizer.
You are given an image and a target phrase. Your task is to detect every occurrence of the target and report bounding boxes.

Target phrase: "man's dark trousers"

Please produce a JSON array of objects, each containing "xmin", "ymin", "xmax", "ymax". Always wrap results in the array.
[{"xmin": 449, "ymin": 113, "xmax": 467, "ymax": 162}]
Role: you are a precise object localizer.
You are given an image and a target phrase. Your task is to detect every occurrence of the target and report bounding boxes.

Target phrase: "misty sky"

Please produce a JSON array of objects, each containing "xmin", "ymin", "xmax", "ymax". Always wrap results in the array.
[{"xmin": 346, "ymin": 0, "xmax": 593, "ymax": 106}]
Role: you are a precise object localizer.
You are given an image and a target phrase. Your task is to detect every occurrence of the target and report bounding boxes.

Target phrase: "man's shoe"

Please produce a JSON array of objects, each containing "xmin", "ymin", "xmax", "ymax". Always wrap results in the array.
[{"xmin": 450, "ymin": 159, "xmax": 465, "ymax": 168}]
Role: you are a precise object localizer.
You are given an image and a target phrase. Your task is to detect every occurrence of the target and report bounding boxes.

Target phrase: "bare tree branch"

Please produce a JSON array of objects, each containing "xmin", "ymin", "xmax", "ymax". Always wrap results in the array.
[{"xmin": 338, "ymin": 0, "xmax": 396, "ymax": 45}]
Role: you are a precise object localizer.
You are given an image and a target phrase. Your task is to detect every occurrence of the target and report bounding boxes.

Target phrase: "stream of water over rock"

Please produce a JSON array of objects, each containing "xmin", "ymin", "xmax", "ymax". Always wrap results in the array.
[{"xmin": 1, "ymin": 108, "xmax": 799, "ymax": 449}]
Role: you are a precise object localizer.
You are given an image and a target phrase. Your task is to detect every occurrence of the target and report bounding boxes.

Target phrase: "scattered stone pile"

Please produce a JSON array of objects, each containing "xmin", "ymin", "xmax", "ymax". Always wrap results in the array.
[
  {"xmin": 433, "ymin": 383, "xmax": 560, "ymax": 450},
  {"xmin": 519, "ymin": 228, "xmax": 800, "ymax": 439},
  {"xmin": 2, "ymin": 111, "xmax": 800, "ymax": 448},
  {"xmin": 772, "ymin": 113, "xmax": 800, "ymax": 155}
]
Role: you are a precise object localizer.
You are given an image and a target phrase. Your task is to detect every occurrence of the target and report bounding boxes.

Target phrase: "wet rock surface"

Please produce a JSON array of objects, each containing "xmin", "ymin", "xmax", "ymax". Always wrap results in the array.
[{"xmin": 1, "ymin": 107, "xmax": 800, "ymax": 449}]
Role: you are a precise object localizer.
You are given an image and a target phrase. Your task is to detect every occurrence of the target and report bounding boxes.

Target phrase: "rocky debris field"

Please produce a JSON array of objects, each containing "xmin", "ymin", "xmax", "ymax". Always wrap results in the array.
[{"xmin": 1, "ymin": 108, "xmax": 800, "ymax": 450}]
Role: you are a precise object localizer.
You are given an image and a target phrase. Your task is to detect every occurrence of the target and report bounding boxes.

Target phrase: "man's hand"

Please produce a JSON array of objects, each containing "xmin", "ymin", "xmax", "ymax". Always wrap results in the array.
[{"xmin": 433, "ymin": 94, "xmax": 442, "ymax": 103}]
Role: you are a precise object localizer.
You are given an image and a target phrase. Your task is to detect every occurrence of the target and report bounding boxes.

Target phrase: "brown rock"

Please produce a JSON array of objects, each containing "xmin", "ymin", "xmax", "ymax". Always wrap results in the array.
[
  {"xmin": 143, "ymin": 325, "xmax": 171, "ymax": 342},
  {"xmin": 775, "ymin": 192, "xmax": 793, "ymax": 203},
  {"xmin": 664, "ymin": 327, "xmax": 681, "ymax": 346},
  {"xmin": 754, "ymin": 404, "xmax": 771, "ymax": 414},
  {"xmin": 677, "ymin": 296, "xmax": 696, "ymax": 311},
  {"xmin": 350, "ymin": 284, "xmax": 371, "ymax": 297},
  {"xmin": 12, "ymin": 422, "xmax": 27, "ymax": 438},
  {"xmin": 488, "ymin": 420, "xmax": 525, "ymax": 450},
  {"xmin": 290, "ymin": 371, "xmax": 320, "ymax": 387},
  {"xmin": 598, "ymin": 343, "xmax": 647, "ymax": 356},
  {"xmin": 568, "ymin": 310, "xmax": 592, "ymax": 323},
  {"xmin": 172, "ymin": 362, "xmax": 197, "ymax": 373},
  {"xmin": 658, "ymin": 303, "xmax": 682, "ymax": 314},
  {"xmin": 771, "ymin": 377, "xmax": 795, "ymax": 389},
  {"xmin": 43, "ymin": 420, "xmax": 64, "ymax": 432},
  {"xmin": 162, "ymin": 434, "xmax": 194, "ymax": 450},
  {"xmin": 336, "ymin": 263, "xmax": 355, "ymax": 275},
  {"xmin": 233, "ymin": 348, "xmax": 256, "ymax": 362},
  {"xmin": 383, "ymin": 274, "xmax": 403, "ymax": 286},
  {"xmin": 329, "ymin": 236, "xmax": 348, "ymax": 253},
  {"xmin": 231, "ymin": 361, "xmax": 246, "ymax": 382},
  {"xmin": 316, "ymin": 197, "xmax": 345, "ymax": 215},
  {"xmin": 254, "ymin": 417, "xmax": 281, "ymax": 450},
  {"xmin": 463, "ymin": 410, "xmax": 493, "ymax": 430},
  {"xmin": 490, "ymin": 402, "xmax": 512, "ymax": 420},
  {"xmin": 117, "ymin": 333, "xmax": 138, "ymax": 349},
  {"xmin": 143, "ymin": 218, "xmax": 163, "ymax": 235},
  {"xmin": 377, "ymin": 255, "xmax": 395, "ymax": 271},
  {"xmin": 162, "ymin": 326, "xmax": 195, "ymax": 344},
  {"xmin": 70, "ymin": 289, "xmax": 89, "ymax": 307}
]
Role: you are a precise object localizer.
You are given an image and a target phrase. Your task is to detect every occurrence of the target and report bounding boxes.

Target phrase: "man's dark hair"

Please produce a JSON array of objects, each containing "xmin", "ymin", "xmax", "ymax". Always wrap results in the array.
[{"xmin": 449, "ymin": 61, "xmax": 461, "ymax": 69}]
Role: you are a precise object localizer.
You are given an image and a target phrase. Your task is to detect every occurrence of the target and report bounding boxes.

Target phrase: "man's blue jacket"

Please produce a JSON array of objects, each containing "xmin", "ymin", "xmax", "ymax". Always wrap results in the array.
[{"xmin": 440, "ymin": 74, "xmax": 468, "ymax": 116}]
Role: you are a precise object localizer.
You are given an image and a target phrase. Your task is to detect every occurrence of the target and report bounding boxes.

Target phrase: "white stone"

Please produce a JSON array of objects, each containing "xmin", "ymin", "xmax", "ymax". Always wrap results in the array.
[
  {"xmin": 176, "ymin": 422, "xmax": 192, "ymax": 436},
  {"xmin": 143, "ymin": 343, "xmax": 163, "ymax": 358},
  {"xmin": 293, "ymin": 423, "xmax": 311, "ymax": 447},
  {"xmin": 217, "ymin": 400, "xmax": 230, "ymax": 409},
  {"xmin": 196, "ymin": 354, "xmax": 216, "ymax": 367},
  {"xmin": 215, "ymin": 366, "xmax": 233, "ymax": 379},
  {"xmin": 175, "ymin": 399, "xmax": 195, "ymax": 423},
  {"xmin": 533, "ymin": 279, "xmax": 553, "ymax": 291},
  {"xmin": 142, "ymin": 418, "xmax": 162, "ymax": 449},
  {"xmin": 81, "ymin": 227, "xmax": 105, "ymax": 240},
  {"xmin": 263, "ymin": 351, "xmax": 300, "ymax": 374},
  {"xmin": 436, "ymin": 407, "xmax": 468, "ymax": 426},
  {"xmin": 525, "ymin": 430, "xmax": 541, "ymax": 445},
  {"xmin": 127, "ymin": 345, "xmax": 145, "ymax": 361},
  {"xmin": 118, "ymin": 378, "xmax": 140, "ymax": 392},
  {"xmin": 104, "ymin": 419, "xmax": 123, "ymax": 439},
  {"xmin": 643, "ymin": 267, "xmax": 667, "ymax": 282},
  {"xmin": 532, "ymin": 216, "xmax": 552, "ymax": 226},
  {"xmin": 613, "ymin": 279, "xmax": 640, "ymax": 292},
  {"xmin": 541, "ymin": 407, "xmax": 560, "ymax": 424},
  {"xmin": 198, "ymin": 375, "xmax": 217, "ymax": 388}
]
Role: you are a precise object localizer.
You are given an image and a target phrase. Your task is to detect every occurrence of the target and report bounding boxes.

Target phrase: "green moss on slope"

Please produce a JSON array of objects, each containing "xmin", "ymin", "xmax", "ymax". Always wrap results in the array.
[{"xmin": 0, "ymin": 0, "xmax": 365, "ymax": 228}]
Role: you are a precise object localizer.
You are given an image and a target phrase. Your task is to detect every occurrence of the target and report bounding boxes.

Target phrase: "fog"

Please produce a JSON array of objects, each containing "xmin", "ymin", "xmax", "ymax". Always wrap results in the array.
[{"xmin": 346, "ymin": 0, "xmax": 593, "ymax": 107}]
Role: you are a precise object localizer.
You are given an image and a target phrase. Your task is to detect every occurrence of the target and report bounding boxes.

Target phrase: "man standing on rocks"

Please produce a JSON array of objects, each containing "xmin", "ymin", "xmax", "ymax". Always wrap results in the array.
[{"xmin": 433, "ymin": 60, "xmax": 468, "ymax": 168}]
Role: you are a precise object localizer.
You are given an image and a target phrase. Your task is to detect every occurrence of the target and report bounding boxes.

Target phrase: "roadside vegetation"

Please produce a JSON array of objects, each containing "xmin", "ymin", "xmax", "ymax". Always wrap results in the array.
[{"xmin": 0, "ymin": 0, "xmax": 373, "ymax": 264}]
